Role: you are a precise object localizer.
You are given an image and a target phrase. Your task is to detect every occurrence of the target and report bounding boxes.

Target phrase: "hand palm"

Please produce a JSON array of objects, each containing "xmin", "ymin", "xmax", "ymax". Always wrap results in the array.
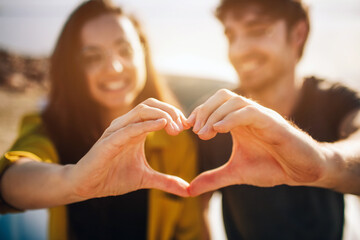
[
  {"xmin": 70, "ymin": 100, "xmax": 191, "ymax": 199},
  {"xmin": 189, "ymin": 95, "xmax": 324, "ymax": 196},
  {"xmin": 228, "ymin": 126, "xmax": 290, "ymax": 187},
  {"xmin": 71, "ymin": 134, "xmax": 148, "ymax": 198}
]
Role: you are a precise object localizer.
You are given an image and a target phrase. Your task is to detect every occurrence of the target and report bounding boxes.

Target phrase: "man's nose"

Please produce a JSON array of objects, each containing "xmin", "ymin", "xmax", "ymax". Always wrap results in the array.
[{"xmin": 230, "ymin": 37, "xmax": 253, "ymax": 59}]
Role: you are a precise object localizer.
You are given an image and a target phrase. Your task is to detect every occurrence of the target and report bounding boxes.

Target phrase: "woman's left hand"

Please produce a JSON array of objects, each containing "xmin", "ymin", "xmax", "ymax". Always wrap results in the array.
[{"xmin": 69, "ymin": 98, "xmax": 191, "ymax": 199}]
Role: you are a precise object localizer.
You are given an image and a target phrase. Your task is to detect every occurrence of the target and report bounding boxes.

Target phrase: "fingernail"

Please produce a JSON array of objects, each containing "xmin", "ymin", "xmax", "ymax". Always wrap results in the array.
[
  {"xmin": 181, "ymin": 115, "xmax": 190, "ymax": 129},
  {"xmin": 197, "ymin": 125, "xmax": 208, "ymax": 135},
  {"xmin": 187, "ymin": 113, "xmax": 195, "ymax": 125},
  {"xmin": 213, "ymin": 120, "xmax": 224, "ymax": 128},
  {"xmin": 176, "ymin": 117, "xmax": 184, "ymax": 131},
  {"xmin": 171, "ymin": 121, "xmax": 180, "ymax": 132},
  {"xmin": 193, "ymin": 121, "xmax": 201, "ymax": 133}
]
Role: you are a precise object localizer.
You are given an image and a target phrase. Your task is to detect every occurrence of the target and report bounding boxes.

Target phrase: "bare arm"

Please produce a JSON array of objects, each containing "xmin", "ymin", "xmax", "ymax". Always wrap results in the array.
[
  {"xmin": 320, "ymin": 109, "xmax": 360, "ymax": 194},
  {"xmin": 1, "ymin": 158, "xmax": 82, "ymax": 209},
  {"xmin": 187, "ymin": 89, "xmax": 360, "ymax": 196}
]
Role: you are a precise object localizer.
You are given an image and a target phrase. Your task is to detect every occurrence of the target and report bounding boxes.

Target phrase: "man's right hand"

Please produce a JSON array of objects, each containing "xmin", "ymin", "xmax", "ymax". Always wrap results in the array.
[{"xmin": 187, "ymin": 89, "xmax": 335, "ymax": 196}]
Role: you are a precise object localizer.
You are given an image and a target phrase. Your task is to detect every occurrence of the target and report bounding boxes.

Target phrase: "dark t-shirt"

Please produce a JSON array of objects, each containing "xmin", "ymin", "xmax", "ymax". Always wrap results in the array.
[
  {"xmin": 198, "ymin": 77, "xmax": 360, "ymax": 240},
  {"xmin": 67, "ymin": 190, "xmax": 148, "ymax": 240}
]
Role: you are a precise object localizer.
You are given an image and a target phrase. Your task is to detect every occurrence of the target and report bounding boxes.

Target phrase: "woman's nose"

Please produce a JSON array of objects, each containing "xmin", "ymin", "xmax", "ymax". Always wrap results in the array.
[
  {"xmin": 105, "ymin": 53, "xmax": 124, "ymax": 73},
  {"xmin": 110, "ymin": 59, "xmax": 123, "ymax": 72}
]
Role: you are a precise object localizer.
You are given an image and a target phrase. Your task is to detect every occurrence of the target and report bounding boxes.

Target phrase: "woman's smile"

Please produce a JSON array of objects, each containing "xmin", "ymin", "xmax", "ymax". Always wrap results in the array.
[{"xmin": 81, "ymin": 14, "xmax": 146, "ymax": 110}]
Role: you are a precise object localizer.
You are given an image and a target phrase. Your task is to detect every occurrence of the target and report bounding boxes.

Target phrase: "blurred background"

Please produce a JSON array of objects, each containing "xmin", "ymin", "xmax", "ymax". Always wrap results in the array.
[{"xmin": 0, "ymin": 0, "xmax": 359, "ymax": 239}]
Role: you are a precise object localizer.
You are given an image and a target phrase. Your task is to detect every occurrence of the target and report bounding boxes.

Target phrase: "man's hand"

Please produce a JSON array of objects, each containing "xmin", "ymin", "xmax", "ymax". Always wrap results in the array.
[{"xmin": 187, "ymin": 89, "xmax": 334, "ymax": 196}]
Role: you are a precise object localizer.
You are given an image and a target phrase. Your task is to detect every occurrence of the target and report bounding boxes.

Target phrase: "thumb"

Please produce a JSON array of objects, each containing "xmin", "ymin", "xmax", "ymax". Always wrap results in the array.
[
  {"xmin": 188, "ymin": 164, "xmax": 235, "ymax": 197},
  {"xmin": 142, "ymin": 170, "xmax": 190, "ymax": 197}
]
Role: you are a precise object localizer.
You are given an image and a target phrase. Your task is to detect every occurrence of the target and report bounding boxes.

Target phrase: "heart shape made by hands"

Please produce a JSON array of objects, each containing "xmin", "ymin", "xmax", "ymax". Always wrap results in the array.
[
  {"xmin": 78, "ymin": 95, "xmax": 325, "ymax": 199},
  {"xmin": 185, "ymin": 91, "xmax": 325, "ymax": 197}
]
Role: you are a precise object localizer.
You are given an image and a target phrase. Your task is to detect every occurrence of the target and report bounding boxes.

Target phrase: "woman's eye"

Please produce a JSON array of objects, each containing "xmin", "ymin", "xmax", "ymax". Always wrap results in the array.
[{"xmin": 83, "ymin": 53, "xmax": 102, "ymax": 64}]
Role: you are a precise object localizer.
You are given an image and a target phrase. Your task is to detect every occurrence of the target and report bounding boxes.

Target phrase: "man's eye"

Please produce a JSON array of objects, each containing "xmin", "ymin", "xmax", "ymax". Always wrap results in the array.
[{"xmin": 248, "ymin": 27, "xmax": 271, "ymax": 37}]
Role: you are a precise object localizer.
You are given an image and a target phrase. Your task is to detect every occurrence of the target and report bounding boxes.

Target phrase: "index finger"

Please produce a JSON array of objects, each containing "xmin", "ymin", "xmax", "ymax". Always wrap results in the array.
[
  {"xmin": 189, "ymin": 89, "xmax": 236, "ymax": 133},
  {"xmin": 142, "ymin": 98, "xmax": 188, "ymax": 131}
]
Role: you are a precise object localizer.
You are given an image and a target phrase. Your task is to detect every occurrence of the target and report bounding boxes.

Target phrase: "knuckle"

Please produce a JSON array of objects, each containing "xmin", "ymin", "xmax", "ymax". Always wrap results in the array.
[
  {"xmin": 109, "ymin": 118, "xmax": 118, "ymax": 126},
  {"xmin": 144, "ymin": 97, "xmax": 157, "ymax": 104},
  {"xmin": 217, "ymin": 88, "xmax": 233, "ymax": 98},
  {"xmin": 136, "ymin": 103, "xmax": 148, "ymax": 111},
  {"xmin": 230, "ymin": 95, "xmax": 242, "ymax": 102},
  {"xmin": 231, "ymin": 95, "xmax": 249, "ymax": 108},
  {"xmin": 244, "ymin": 105, "xmax": 259, "ymax": 115}
]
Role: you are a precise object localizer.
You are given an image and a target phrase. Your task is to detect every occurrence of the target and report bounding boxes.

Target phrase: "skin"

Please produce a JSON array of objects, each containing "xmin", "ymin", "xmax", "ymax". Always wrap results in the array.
[
  {"xmin": 223, "ymin": 7, "xmax": 307, "ymax": 116},
  {"xmin": 0, "ymin": 14, "xmax": 190, "ymax": 210},
  {"xmin": 187, "ymin": 89, "xmax": 360, "ymax": 196},
  {"xmin": 225, "ymin": 10, "xmax": 296, "ymax": 95},
  {"xmin": 81, "ymin": 15, "xmax": 146, "ymax": 118},
  {"xmin": 187, "ymin": 7, "xmax": 360, "ymax": 198}
]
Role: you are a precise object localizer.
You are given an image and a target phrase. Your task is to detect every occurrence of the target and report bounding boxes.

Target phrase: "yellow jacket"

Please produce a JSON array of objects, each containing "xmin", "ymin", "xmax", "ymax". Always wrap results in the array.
[{"xmin": 0, "ymin": 114, "xmax": 202, "ymax": 240}]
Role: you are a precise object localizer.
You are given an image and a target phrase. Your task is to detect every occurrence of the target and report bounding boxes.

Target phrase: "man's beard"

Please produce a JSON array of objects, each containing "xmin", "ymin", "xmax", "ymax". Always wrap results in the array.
[{"xmin": 238, "ymin": 65, "xmax": 287, "ymax": 94}]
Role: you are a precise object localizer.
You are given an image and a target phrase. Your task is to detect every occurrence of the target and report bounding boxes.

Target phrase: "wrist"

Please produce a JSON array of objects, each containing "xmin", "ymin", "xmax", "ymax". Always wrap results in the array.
[
  {"xmin": 61, "ymin": 164, "xmax": 89, "ymax": 204},
  {"xmin": 315, "ymin": 143, "xmax": 345, "ymax": 191}
]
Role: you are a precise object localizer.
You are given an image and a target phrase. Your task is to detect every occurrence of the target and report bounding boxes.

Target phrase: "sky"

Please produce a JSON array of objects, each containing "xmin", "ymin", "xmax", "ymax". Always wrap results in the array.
[{"xmin": 0, "ymin": 0, "xmax": 359, "ymax": 87}]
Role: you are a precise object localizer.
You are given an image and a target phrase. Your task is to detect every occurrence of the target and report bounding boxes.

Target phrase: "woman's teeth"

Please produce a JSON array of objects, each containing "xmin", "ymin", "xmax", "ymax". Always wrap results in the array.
[{"xmin": 102, "ymin": 81, "xmax": 126, "ymax": 91}]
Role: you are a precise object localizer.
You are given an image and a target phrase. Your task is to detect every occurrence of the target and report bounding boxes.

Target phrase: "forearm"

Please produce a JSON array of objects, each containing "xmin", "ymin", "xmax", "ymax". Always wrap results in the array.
[
  {"xmin": 0, "ymin": 158, "xmax": 85, "ymax": 209},
  {"xmin": 320, "ymin": 131, "xmax": 360, "ymax": 195}
]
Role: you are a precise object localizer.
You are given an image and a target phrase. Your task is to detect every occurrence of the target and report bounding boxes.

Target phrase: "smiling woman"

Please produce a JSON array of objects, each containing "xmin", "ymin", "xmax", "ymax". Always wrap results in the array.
[
  {"xmin": 0, "ymin": 1, "xmax": 202, "ymax": 240},
  {"xmin": 80, "ymin": 14, "xmax": 146, "ymax": 111}
]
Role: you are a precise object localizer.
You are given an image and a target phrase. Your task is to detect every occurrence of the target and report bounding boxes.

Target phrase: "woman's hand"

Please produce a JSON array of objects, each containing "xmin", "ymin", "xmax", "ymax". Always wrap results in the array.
[
  {"xmin": 187, "ymin": 89, "xmax": 330, "ymax": 196},
  {"xmin": 69, "ymin": 98, "xmax": 191, "ymax": 199}
]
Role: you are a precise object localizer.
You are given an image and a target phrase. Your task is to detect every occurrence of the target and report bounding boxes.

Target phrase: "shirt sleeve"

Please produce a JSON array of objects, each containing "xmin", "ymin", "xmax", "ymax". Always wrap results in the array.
[
  {"xmin": 330, "ymin": 82, "xmax": 360, "ymax": 136},
  {"xmin": 0, "ymin": 114, "xmax": 58, "ymax": 213}
]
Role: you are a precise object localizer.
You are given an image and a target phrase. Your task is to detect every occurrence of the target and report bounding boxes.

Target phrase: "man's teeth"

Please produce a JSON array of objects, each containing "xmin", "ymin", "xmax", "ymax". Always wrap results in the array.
[
  {"xmin": 241, "ymin": 60, "xmax": 260, "ymax": 72},
  {"xmin": 103, "ymin": 81, "xmax": 126, "ymax": 91}
]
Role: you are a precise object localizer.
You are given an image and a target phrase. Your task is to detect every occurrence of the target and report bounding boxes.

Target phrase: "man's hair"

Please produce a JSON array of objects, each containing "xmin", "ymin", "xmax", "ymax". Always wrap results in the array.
[{"xmin": 216, "ymin": 0, "xmax": 310, "ymax": 59}]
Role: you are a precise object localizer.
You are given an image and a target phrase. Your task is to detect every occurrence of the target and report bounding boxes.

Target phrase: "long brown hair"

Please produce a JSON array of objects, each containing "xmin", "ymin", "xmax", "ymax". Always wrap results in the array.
[{"xmin": 42, "ymin": 0, "xmax": 178, "ymax": 164}]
